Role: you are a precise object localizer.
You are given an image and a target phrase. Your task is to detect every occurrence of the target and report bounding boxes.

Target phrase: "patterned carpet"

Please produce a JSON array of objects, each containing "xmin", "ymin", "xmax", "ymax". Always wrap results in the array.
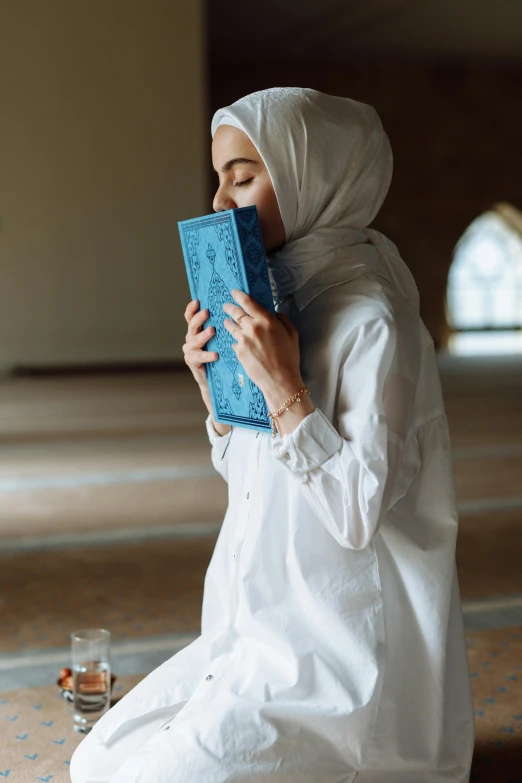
[
  {"xmin": 0, "ymin": 537, "xmax": 215, "ymax": 654},
  {"xmin": 0, "ymin": 522, "xmax": 521, "ymax": 655},
  {"xmin": 0, "ymin": 675, "xmax": 143, "ymax": 781},
  {"xmin": 0, "ymin": 628, "xmax": 520, "ymax": 782},
  {"xmin": 466, "ymin": 628, "xmax": 522, "ymax": 782}
]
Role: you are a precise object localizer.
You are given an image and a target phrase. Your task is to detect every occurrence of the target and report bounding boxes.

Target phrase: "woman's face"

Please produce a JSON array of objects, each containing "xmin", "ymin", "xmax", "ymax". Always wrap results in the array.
[{"xmin": 212, "ymin": 124, "xmax": 286, "ymax": 254}]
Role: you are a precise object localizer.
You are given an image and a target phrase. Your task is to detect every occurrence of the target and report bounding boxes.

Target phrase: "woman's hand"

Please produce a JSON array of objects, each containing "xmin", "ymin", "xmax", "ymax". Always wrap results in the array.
[
  {"xmin": 182, "ymin": 299, "xmax": 217, "ymax": 389},
  {"xmin": 223, "ymin": 288, "xmax": 304, "ymax": 409}
]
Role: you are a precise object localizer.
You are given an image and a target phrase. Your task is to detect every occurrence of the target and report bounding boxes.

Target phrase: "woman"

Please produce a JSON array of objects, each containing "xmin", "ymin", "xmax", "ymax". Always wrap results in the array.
[{"xmin": 70, "ymin": 87, "xmax": 475, "ymax": 782}]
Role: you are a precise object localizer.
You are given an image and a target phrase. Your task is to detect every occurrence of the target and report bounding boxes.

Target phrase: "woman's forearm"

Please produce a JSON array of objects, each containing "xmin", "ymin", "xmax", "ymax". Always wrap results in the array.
[{"xmin": 199, "ymin": 383, "xmax": 232, "ymax": 436}]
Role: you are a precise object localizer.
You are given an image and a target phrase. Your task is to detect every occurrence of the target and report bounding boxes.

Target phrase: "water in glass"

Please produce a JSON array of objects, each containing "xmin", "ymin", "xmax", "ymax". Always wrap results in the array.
[{"xmin": 73, "ymin": 659, "xmax": 111, "ymax": 732}]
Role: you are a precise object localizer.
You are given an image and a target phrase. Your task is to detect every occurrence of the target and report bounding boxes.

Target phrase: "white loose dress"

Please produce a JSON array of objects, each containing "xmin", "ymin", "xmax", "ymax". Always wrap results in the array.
[{"xmin": 70, "ymin": 273, "xmax": 475, "ymax": 783}]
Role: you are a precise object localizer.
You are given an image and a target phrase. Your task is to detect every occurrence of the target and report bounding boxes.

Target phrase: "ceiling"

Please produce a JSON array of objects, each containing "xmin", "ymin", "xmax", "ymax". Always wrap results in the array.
[{"xmin": 208, "ymin": 0, "xmax": 522, "ymax": 62}]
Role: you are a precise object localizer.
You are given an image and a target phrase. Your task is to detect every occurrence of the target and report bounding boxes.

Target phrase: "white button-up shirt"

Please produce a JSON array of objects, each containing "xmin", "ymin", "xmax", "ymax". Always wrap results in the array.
[{"xmin": 91, "ymin": 275, "xmax": 475, "ymax": 782}]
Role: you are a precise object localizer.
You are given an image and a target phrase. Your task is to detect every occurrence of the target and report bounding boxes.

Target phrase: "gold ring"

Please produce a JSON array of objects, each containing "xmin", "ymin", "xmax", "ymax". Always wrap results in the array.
[{"xmin": 236, "ymin": 313, "xmax": 247, "ymax": 326}]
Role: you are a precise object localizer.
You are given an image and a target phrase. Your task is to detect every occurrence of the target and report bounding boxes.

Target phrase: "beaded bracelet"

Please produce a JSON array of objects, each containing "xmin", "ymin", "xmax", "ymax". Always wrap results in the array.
[{"xmin": 268, "ymin": 386, "xmax": 310, "ymax": 439}]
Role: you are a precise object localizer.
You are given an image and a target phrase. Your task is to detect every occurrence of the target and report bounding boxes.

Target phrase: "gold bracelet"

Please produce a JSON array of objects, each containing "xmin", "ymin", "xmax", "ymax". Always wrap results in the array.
[{"xmin": 268, "ymin": 386, "xmax": 310, "ymax": 439}]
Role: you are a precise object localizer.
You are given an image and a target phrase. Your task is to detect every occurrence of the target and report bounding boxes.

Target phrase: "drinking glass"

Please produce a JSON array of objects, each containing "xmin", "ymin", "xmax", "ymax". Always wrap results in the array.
[{"xmin": 71, "ymin": 628, "xmax": 111, "ymax": 733}]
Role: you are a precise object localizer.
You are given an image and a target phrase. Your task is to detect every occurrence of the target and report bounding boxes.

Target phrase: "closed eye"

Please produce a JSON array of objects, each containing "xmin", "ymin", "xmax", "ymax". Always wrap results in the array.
[{"xmin": 234, "ymin": 178, "xmax": 254, "ymax": 187}]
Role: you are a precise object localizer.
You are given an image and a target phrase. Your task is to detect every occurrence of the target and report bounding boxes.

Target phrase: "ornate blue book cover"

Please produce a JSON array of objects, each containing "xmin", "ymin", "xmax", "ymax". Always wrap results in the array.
[{"xmin": 178, "ymin": 205, "xmax": 275, "ymax": 433}]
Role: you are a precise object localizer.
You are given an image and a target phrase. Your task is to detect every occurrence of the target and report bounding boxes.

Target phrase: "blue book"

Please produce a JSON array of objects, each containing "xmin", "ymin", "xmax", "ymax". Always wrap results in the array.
[{"xmin": 178, "ymin": 205, "xmax": 276, "ymax": 433}]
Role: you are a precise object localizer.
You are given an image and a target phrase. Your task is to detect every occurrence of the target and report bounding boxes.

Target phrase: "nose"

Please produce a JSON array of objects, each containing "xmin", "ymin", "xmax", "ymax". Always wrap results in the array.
[{"xmin": 212, "ymin": 184, "xmax": 237, "ymax": 213}]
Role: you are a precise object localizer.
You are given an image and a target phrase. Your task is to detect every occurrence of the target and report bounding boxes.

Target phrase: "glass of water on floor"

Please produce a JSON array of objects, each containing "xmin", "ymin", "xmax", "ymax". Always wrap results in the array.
[{"xmin": 71, "ymin": 628, "xmax": 111, "ymax": 733}]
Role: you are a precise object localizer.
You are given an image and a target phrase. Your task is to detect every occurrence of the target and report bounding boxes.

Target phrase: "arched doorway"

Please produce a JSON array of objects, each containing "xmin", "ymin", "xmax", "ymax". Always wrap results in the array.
[{"xmin": 445, "ymin": 202, "xmax": 522, "ymax": 355}]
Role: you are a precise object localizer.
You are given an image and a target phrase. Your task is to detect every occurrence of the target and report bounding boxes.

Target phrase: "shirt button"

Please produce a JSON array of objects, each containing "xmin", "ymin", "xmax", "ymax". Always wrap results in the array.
[
  {"xmin": 246, "ymin": 492, "xmax": 250, "ymax": 499},
  {"xmin": 164, "ymin": 725, "xmax": 170, "ymax": 731},
  {"xmin": 206, "ymin": 674, "xmax": 214, "ymax": 681},
  {"xmin": 284, "ymin": 453, "xmax": 291, "ymax": 460}
]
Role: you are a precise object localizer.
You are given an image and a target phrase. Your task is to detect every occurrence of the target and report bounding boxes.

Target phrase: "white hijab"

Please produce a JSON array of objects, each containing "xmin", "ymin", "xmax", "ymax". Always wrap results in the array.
[{"xmin": 211, "ymin": 87, "xmax": 420, "ymax": 315}]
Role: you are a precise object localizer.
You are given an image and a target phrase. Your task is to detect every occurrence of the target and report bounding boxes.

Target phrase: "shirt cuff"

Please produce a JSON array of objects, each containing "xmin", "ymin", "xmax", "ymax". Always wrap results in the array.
[
  {"xmin": 204, "ymin": 413, "xmax": 233, "ymax": 448},
  {"xmin": 269, "ymin": 407, "xmax": 343, "ymax": 482}
]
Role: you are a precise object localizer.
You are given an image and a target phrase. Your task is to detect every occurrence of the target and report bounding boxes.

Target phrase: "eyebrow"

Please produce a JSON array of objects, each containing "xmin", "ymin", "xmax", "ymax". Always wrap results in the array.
[{"xmin": 212, "ymin": 157, "xmax": 260, "ymax": 174}]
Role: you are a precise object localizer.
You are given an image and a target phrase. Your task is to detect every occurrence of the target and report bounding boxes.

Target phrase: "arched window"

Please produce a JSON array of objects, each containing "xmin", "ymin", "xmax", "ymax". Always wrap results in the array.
[{"xmin": 445, "ymin": 202, "xmax": 522, "ymax": 355}]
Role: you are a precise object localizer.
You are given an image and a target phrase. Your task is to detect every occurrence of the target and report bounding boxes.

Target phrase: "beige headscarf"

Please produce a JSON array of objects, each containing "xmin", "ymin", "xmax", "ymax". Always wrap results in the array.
[{"xmin": 211, "ymin": 87, "xmax": 420, "ymax": 315}]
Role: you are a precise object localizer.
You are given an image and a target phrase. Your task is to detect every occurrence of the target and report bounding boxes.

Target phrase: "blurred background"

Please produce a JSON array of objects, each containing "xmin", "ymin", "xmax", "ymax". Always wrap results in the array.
[{"xmin": 0, "ymin": 0, "xmax": 521, "ymax": 777}]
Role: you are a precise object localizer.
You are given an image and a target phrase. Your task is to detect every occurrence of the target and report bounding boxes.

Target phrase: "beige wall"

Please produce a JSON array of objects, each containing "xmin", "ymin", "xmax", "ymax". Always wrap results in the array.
[{"xmin": 0, "ymin": 0, "xmax": 208, "ymax": 370}]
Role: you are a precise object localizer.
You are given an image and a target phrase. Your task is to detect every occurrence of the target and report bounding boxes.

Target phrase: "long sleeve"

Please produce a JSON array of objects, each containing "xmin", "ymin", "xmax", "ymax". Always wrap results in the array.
[
  {"xmin": 270, "ymin": 316, "xmax": 421, "ymax": 550},
  {"xmin": 205, "ymin": 413, "xmax": 233, "ymax": 483}
]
